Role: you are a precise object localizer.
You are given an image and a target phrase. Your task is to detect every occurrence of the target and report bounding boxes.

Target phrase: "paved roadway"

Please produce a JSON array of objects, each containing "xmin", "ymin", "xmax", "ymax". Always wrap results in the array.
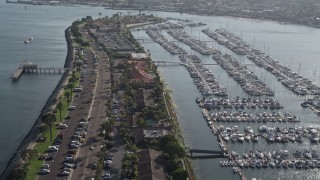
[
  {"xmin": 41, "ymin": 25, "xmax": 109, "ymax": 179},
  {"xmin": 71, "ymin": 26, "xmax": 112, "ymax": 180},
  {"xmin": 40, "ymin": 23, "xmax": 128, "ymax": 180}
]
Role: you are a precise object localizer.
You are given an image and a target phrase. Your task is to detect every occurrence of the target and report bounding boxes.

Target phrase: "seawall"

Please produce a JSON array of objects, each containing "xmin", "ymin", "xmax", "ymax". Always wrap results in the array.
[{"xmin": 0, "ymin": 27, "xmax": 74, "ymax": 179}]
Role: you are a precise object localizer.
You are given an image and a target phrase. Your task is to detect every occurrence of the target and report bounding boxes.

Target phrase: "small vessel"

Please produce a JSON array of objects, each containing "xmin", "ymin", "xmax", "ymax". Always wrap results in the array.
[
  {"xmin": 232, "ymin": 167, "xmax": 238, "ymax": 173},
  {"xmin": 269, "ymin": 161, "xmax": 275, "ymax": 168},
  {"xmin": 23, "ymin": 37, "xmax": 33, "ymax": 44}
]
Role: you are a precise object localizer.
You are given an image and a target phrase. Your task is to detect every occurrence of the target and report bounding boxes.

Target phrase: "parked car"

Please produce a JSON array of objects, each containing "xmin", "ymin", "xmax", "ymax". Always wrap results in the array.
[
  {"xmin": 48, "ymin": 146, "xmax": 58, "ymax": 152},
  {"xmin": 69, "ymin": 143, "xmax": 79, "ymax": 149},
  {"xmin": 59, "ymin": 171, "xmax": 70, "ymax": 176},
  {"xmin": 38, "ymin": 169, "xmax": 50, "ymax": 175},
  {"xmin": 64, "ymin": 163, "xmax": 76, "ymax": 168},
  {"xmin": 68, "ymin": 106, "xmax": 76, "ymax": 110}
]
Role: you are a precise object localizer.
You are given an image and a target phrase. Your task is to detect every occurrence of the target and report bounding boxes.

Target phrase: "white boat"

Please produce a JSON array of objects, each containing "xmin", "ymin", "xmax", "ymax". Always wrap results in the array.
[
  {"xmin": 255, "ymin": 151, "xmax": 264, "ymax": 159},
  {"xmin": 269, "ymin": 161, "xmax": 276, "ymax": 168},
  {"xmin": 244, "ymin": 126, "xmax": 254, "ymax": 134},
  {"xmin": 244, "ymin": 134, "xmax": 251, "ymax": 141},
  {"xmin": 237, "ymin": 134, "xmax": 245, "ymax": 142},
  {"xmin": 232, "ymin": 167, "xmax": 238, "ymax": 173},
  {"xmin": 24, "ymin": 40, "xmax": 29, "ymax": 44}
]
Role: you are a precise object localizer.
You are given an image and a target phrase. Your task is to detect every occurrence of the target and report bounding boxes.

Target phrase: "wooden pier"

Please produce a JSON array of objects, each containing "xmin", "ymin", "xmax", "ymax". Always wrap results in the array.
[{"xmin": 11, "ymin": 60, "xmax": 70, "ymax": 81}]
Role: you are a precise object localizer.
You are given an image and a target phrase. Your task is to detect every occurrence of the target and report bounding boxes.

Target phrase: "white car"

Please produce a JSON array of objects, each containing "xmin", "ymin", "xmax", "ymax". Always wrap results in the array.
[
  {"xmin": 58, "ymin": 124, "xmax": 68, "ymax": 129},
  {"xmin": 48, "ymin": 146, "xmax": 58, "ymax": 152},
  {"xmin": 64, "ymin": 163, "xmax": 75, "ymax": 168},
  {"xmin": 71, "ymin": 140, "xmax": 80, "ymax": 145},
  {"xmin": 59, "ymin": 170, "xmax": 70, "ymax": 176},
  {"xmin": 38, "ymin": 169, "xmax": 50, "ymax": 175},
  {"xmin": 68, "ymin": 106, "xmax": 76, "ymax": 110}
]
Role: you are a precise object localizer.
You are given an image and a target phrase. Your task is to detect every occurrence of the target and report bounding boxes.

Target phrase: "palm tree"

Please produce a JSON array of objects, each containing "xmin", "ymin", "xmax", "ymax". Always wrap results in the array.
[
  {"xmin": 57, "ymin": 102, "xmax": 63, "ymax": 120},
  {"xmin": 65, "ymin": 91, "xmax": 71, "ymax": 105},
  {"xmin": 99, "ymin": 12, "xmax": 102, "ymax": 19},
  {"xmin": 67, "ymin": 83, "xmax": 74, "ymax": 96},
  {"xmin": 100, "ymin": 119, "xmax": 114, "ymax": 139},
  {"xmin": 42, "ymin": 113, "xmax": 56, "ymax": 142}
]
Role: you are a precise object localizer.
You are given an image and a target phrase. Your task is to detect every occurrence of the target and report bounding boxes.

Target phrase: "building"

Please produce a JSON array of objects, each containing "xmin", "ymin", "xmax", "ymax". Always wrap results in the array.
[
  {"xmin": 129, "ymin": 53, "xmax": 149, "ymax": 60},
  {"xmin": 137, "ymin": 149, "xmax": 167, "ymax": 180}
]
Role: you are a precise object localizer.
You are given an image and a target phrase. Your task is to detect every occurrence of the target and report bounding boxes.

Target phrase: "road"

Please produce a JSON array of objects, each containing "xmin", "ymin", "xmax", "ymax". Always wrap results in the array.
[
  {"xmin": 40, "ymin": 24, "xmax": 110, "ymax": 180},
  {"xmin": 71, "ymin": 25, "xmax": 112, "ymax": 180}
]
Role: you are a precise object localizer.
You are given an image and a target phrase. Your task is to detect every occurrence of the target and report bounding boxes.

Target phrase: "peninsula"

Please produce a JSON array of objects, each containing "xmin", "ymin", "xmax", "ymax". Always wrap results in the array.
[{"xmin": 4, "ymin": 14, "xmax": 193, "ymax": 180}]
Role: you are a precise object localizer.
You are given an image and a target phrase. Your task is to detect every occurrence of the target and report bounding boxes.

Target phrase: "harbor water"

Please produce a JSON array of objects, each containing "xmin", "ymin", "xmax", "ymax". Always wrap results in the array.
[{"xmin": 1, "ymin": 2, "xmax": 320, "ymax": 179}]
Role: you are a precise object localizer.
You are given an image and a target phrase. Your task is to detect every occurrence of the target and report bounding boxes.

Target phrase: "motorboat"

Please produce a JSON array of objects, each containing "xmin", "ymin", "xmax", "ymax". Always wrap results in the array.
[
  {"xmin": 255, "ymin": 151, "xmax": 264, "ymax": 159},
  {"xmin": 269, "ymin": 161, "xmax": 275, "ymax": 168}
]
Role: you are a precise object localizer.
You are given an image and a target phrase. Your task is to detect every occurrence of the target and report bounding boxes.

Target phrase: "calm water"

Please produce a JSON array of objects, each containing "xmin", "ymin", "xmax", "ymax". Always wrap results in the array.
[{"xmin": 1, "ymin": 2, "xmax": 320, "ymax": 180}]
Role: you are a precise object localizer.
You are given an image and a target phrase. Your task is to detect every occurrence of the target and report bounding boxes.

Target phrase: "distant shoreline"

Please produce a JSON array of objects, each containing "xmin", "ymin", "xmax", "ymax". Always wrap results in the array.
[
  {"xmin": 0, "ymin": 27, "xmax": 74, "ymax": 179},
  {"xmin": 5, "ymin": 0, "xmax": 320, "ymax": 29}
]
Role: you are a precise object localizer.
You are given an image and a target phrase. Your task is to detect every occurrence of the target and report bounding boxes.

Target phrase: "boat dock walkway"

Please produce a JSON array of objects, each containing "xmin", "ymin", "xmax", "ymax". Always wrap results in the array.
[
  {"xmin": 11, "ymin": 60, "xmax": 71, "ymax": 80},
  {"xmin": 189, "ymin": 149, "xmax": 224, "ymax": 156}
]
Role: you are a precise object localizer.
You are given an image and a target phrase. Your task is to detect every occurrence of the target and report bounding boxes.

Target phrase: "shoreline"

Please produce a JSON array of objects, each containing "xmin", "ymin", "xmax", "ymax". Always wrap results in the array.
[
  {"xmin": 0, "ymin": 27, "xmax": 74, "ymax": 179},
  {"xmin": 6, "ymin": 1, "xmax": 320, "ymax": 29}
]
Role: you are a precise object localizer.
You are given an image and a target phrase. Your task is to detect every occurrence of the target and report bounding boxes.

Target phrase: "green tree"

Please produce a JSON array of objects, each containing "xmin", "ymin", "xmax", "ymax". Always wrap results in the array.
[
  {"xmin": 100, "ymin": 119, "xmax": 115, "ymax": 139},
  {"xmin": 172, "ymin": 168, "xmax": 188, "ymax": 180},
  {"xmin": 21, "ymin": 148, "xmax": 35, "ymax": 162},
  {"xmin": 136, "ymin": 118, "xmax": 147, "ymax": 127},
  {"xmin": 6, "ymin": 168, "xmax": 27, "ymax": 180},
  {"xmin": 163, "ymin": 141, "xmax": 185, "ymax": 158},
  {"xmin": 65, "ymin": 91, "xmax": 71, "ymax": 105},
  {"xmin": 99, "ymin": 12, "xmax": 102, "ymax": 19},
  {"xmin": 67, "ymin": 83, "xmax": 75, "ymax": 96},
  {"xmin": 57, "ymin": 102, "xmax": 63, "ymax": 120},
  {"xmin": 159, "ymin": 134, "xmax": 177, "ymax": 148},
  {"xmin": 42, "ymin": 113, "xmax": 56, "ymax": 142},
  {"xmin": 38, "ymin": 124, "xmax": 48, "ymax": 135}
]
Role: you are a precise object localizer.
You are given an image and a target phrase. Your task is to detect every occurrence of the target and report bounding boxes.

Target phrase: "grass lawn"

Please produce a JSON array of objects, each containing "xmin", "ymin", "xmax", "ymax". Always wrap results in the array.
[{"xmin": 26, "ymin": 71, "xmax": 80, "ymax": 180}]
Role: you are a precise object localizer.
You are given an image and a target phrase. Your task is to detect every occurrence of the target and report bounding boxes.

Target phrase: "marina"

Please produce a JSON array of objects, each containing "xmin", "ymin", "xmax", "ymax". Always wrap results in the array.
[
  {"xmin": 163, "ymin": 26, "xmax": 275, "ymax": 97},
  {"xmin": 141, "ymin": 21, "xmax": 320, "ymax": 179},
  {"xmin": 167, "ymin": 29, "xmax": 219, "ymax": 55},
  {"xmin": 203, "ymin": 28, "xmax": 320, "ymax": 96},
  {"xmin": 2, "ymin": 3, "xmax": 320, "ymax": 179},
  {"xmin": 215, "ymin": 124, "xmax": 320, "ymax": 144},
  {"xmin": 212, "ymin": 53, "xmax": 275, "ymax": 96}
]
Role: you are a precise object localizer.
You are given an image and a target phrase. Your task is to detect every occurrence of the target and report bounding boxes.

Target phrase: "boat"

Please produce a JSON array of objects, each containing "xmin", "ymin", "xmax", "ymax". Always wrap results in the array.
[
  {"xmin": 24, "ymin": 40, "xmax": 29, "ymax": 44},
  {"xmin": 264, "ymin": 152, "xmax": 272, "ymax": 160},
  {"xmin": 303, "ymin": 151, "xmax": 312, "ymax": 159},
  {"xmin": 249, "ymin": 160, "xmax": 256, "ymax": 168},
  {"xmin": 269, "ymin": 161, "xmax": 275, "ymax": 168},
  {"xmin": 244, "ymin": 134, "xmax": 251, "ymax": 141},
  {"xmin": 236, "ymin": 160, "xmax": 244, "ymax": 168},
  {"xmin": 232, "ymin": 167, "xmax": 238, "ymax": 173},
  {"xmin": 251, "ymin": 135, "xmax": 259, "ymax": 142},
  {"xmin": 255, "ymin": 151, "xmax": 264, "ymax": 159},
  {"xmin": 244, "ymin": 126, "xmax": 254, "ymax": 134},
  {"xmin": 281, "ymin": 161, "xmax": 288, "ymax": 168},
  {"xmin": 237, "ymin": 134, "xmax": 245, "ymax": 142},
  {"xmin": 295, "ymin": 161, "xmax": 303, "ymax": 169}
]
